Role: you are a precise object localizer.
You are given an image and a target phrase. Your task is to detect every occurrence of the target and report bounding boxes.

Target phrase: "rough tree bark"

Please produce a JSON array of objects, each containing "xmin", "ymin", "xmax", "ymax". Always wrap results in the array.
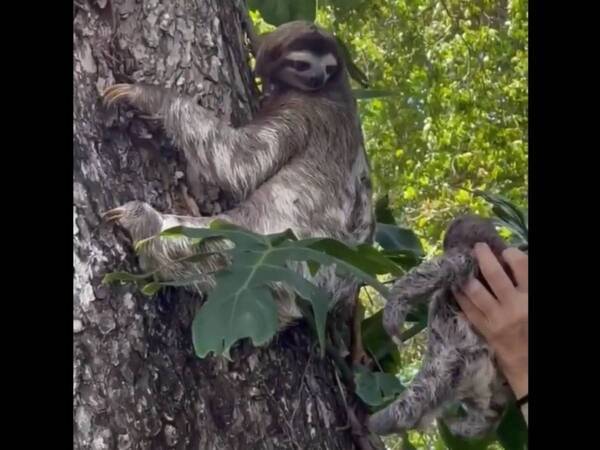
[{"xmin": 73, "ymin": 1, "xmax": 356, "ymax": 449}]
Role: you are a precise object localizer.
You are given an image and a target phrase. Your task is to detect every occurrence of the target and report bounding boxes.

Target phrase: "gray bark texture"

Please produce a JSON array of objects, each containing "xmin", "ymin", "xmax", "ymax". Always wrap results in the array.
[{"xmin": 73, "ymin": 1, "xmax": 356, "ymax": 449}]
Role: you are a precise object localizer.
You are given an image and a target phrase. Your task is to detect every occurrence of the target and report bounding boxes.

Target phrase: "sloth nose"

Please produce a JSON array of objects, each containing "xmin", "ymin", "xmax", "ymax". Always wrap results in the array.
[{"xmin": 308, "ymin": 74, "xmax": 325, "ymax": 88}]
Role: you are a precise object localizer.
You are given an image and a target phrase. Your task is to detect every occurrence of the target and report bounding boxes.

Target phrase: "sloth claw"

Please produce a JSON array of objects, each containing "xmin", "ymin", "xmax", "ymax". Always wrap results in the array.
[
  {"xmin": 102, "ymin": 83, "xmax": 136, "ymax": 107},
  {"xmin": 101, "ymin": 206, "xmax": 127, "ymax": 224}
]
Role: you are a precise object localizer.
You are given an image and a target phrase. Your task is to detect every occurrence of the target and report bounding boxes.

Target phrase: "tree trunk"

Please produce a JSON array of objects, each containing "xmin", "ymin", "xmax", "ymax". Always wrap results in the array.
[{"xmin": 73, "ymin": 1, "xmax": 355, "ymax": 449}]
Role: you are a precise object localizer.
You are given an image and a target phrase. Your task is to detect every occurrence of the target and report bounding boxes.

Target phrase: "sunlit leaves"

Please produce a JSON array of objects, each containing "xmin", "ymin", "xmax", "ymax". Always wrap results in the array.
[
  {"xmin": 330, "ymin": 0, "xmax": 528, "ymax": 246},
  {"xmin": 248, "ymin": 0, "xmax": 316, "ymax": 25}
]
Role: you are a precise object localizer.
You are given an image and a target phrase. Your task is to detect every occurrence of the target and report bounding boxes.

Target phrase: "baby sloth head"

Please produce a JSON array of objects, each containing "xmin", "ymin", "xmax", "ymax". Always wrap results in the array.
[
  {"xmin": 443, "ymin": 214, "xmax": 516, "ymax": 290},
  {"xmin": 443, "ymin": 215, "xmax": 507, "ymax": 256}
]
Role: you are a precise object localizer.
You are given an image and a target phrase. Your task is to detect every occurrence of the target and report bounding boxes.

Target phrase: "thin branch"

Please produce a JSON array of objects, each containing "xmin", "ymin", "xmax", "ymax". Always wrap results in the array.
[
  {"xmin": 399, "ymin": 322, "xmax": 426, "ymax": 342},
  {"xmin": 439, "ymin": 0, "xmax": 474, "ymax": 82},
  {"xmin": 241, "ymin": 1, "xmax": 260, "ymax": 56}
]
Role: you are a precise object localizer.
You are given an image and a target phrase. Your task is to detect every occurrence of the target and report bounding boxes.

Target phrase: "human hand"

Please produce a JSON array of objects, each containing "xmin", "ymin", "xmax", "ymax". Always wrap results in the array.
[{"xmin": 454, "ymin": 243, "xmax": 528, "ymax": 399}]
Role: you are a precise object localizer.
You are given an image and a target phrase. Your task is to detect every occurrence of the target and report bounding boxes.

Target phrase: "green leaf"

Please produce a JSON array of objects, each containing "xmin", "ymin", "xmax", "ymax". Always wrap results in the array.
[
  {"xmin": 355, "ymin": 367, "xmax": 404, "ymax": 407},
  {"xmin": 162, "ymin": 223, "xmax": 267, "ymax": 251},
  {"xmin": 304, "ymin": 237, "xmax": 403, "ymax": 276},
  {"xmin": 474, "ymin": 190, "xmax": 528, "ymax": 241},
  {"xmin": 374, "ymin": 194, "xmax": 397, "ymax": 225},
  {"xmin": 250, "ymin": 263, "xmax": 331, "ymax": 355},
  {"xmin": 193, "ymin": 281, "xmax": 279, "ymax": 359},
  {"xmin": 110, "ymin": 222, "xmax": 393, "ymax": 360},
  {"xmin": 327, "ymin": 0, "xmax": 365, "ymax": 10},
  {"xmin": 354, "ymin": 89, "xmax": 400, "ymax": 99},
  {"xmin": 275, "ymin": 240, "xmax": 391, "ymax": 296},
  {"xmin": 186, "ymin": 224, "xmax": 395, "ymax": 359},
  {"xmin": 491, "ymin": 218, "xmax": 527, "ymax": 247},
  {"xmin": 266, "ymin": 228, "xmax": 298, "ymax": 246},
  {"xmin": 141, "ymin": 282, "xmax": 161, "ymax": 296},
  {"xmin": 405, "ymin": 303, "xmax": 428, "ymax": 323},
  {"xmin": 307, "ymin": 260, "xmax": 321, "ymax": 276},
  {"xmin": 401, "ymin": 433, "xmax": 417, "ymax": 450},
  {"xmin": 496, "ymin": 402, "xmax": 528, "ymax": 450},
  {"xmin": 375, "ymin": 223, "xmax": 425, "ymax": 257},
  {"xmin": 248, "ymin": 0, "xmax": 316, "ymax": 25},
  {"xmin": 383, "ymin": 251, "xmax": 423, "ymax": 271},
  {"xmin": 361, "ymin": 309, "xmax": 402, "ymax": 372},
  {"xmin": 192, "ymin": 253, "xmax": 331, "ymax": 358},
  {"xmin": 102, "ymin": 271, "xmax": 153, "ymax": 284},
  {"xmin": 438, "ymin": 420, "xmax": 495, "ymax": 450}
]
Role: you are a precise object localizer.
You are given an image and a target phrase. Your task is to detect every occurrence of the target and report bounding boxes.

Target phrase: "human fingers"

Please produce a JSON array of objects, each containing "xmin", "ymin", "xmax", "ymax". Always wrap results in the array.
[
  {"xmin": 454, "ymin": 290, "xmax": 489, "ymax": 334},
  {"xmin": 474, "ymin": 243, "xmax": 515, "ymax": 301},
  {"xmin": 502, "ymin": 247, "xmax": 528, "ymax": 291},
  {"xmin": 462, "ymin": 276, "xmax": 501, "ymax": 317}
]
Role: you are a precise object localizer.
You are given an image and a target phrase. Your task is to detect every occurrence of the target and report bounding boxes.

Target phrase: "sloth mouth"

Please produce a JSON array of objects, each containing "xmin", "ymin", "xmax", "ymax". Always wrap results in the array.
[
  {"xmin": 307, "ymin": 76, "xmax": 325, "ymax": 89},
  {"xmin": 302, "ymin": 82, "xmax": 325, "ymax": 92}
]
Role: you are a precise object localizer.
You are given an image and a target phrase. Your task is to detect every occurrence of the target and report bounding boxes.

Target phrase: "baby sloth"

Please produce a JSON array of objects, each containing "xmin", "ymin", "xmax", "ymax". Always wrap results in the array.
[{"xmin": 368, "ymin": 215, "xmax": 516, "ymax": 438}]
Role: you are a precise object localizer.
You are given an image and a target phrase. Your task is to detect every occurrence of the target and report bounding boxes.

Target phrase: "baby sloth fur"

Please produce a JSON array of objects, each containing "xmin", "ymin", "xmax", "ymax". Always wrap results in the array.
[{"xmin": 368, "ymin": 215, "xmax": 516, "ymax": 438}]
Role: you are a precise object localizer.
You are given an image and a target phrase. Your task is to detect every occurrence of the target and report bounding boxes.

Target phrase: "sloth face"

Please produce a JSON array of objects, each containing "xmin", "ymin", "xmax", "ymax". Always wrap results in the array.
[{"xmin": 276, "ymin": 50, "xmax": 339, "ymax": 92}]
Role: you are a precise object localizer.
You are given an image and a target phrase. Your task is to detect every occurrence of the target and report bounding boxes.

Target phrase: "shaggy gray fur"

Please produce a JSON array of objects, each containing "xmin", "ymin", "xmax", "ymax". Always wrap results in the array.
[{"xmin": 368, "ymin": 215, "xmax": 514, "ymax": 438}]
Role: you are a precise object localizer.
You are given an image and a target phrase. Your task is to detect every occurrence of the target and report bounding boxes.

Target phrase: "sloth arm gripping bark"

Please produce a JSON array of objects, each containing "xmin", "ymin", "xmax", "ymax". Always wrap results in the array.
[{"xmin": 103, "ymin": 83, "xmax": 309, "ymax": 201}]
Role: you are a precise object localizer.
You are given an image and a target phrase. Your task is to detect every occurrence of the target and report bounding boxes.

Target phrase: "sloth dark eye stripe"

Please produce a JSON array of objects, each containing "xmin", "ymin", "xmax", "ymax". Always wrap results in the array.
[{"xmin": 287, "ymin": 60, "xmax": 310, "ymax": 71}]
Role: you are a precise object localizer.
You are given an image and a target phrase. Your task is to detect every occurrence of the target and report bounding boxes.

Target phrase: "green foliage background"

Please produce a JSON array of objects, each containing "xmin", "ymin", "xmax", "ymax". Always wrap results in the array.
[
  {"xmin": 250, "ymin": 1, "xmax": 528, "ymax": 449},
  {"xmin": 325, "ymin": 0, "xmax": 527, "ymax": 254}
]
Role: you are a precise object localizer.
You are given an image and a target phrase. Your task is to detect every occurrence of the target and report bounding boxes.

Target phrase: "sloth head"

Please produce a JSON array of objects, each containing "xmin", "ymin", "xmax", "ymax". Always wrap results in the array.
[
  {"xmin": 443, "ymin": 214, "xmax": 517, "ymax": 288},
  {"xmin": 443, "ymin": 215, "xmax": 507, "ymax": 256},
  {"xmin": 255, "ymin": 21, "xmax": 344, "ymax": 93}
]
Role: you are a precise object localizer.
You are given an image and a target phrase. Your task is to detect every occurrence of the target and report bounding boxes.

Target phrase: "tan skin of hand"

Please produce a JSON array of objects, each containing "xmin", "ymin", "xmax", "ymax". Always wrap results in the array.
[{"xmin": 453, "ymin": 243, "xmax": 528, "ymax": 400}]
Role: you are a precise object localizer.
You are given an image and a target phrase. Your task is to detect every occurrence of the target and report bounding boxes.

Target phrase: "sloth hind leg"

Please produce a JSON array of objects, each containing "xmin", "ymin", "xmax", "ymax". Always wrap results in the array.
[
  {"xmin": 368, "ymin": 353, "xmax": 464, "ymax": 435},
  {"xmin": 443, "ymin": 403, "xmax": 498, "ymax": 438}
]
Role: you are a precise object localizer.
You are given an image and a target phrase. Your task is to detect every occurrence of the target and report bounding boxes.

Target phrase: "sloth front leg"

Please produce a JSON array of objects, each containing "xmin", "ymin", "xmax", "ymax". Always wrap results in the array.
[
  {"xmin": 103, "ymin": 83, "xmax": 172, "ymax": 117},
  {"xmin": 102, "ymin": 200, "xmax": 231, "ymax": 284},
  {"xmin": 443, "ymin": 404, "xmax": 498, "ymax": 438},
  {"xmin": 384, "ymin": 252, "xmax": 475, "ymax": 344},
  {"xmin": 103, "ymin": 201, "xmax": 303, "ymax": 326},
  {"xmin": 102, "ymin": 83, "xmax": 304, "ymax": 201}
]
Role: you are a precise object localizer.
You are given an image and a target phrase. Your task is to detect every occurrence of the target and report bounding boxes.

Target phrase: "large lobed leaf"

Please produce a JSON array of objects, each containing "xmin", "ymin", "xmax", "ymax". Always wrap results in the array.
[
  {"xmin": 354, "ymin": 365, "xmax": 404, "ymax": 408},
  {"xmin": 156, "ymin": 221, "xmax": 397, "ymax": 359}
]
